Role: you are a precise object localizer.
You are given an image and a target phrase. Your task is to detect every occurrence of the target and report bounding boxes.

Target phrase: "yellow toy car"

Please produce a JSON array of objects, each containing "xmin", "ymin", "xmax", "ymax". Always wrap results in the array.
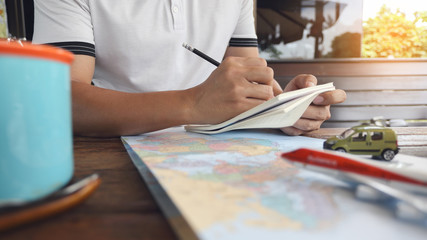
[{"xmin": 323, "ymin": 124, "xmax": 399, "ymax": 161}]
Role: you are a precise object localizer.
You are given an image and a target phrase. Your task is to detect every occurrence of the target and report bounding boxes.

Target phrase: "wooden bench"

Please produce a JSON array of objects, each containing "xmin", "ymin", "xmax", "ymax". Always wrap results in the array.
[{"xmin": 269, "ymin": 59, "xmax": 427, "ymax": 128}]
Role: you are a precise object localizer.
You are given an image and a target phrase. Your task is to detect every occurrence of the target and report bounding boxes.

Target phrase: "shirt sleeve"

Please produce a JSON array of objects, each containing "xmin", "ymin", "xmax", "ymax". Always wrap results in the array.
[
  {"xmin": 32, "ymin": 0, "xmax": 95, "ymax": 57},
  {"xmin": 229, "ymin": 0, "xmax": 258, "ymax": 47}
]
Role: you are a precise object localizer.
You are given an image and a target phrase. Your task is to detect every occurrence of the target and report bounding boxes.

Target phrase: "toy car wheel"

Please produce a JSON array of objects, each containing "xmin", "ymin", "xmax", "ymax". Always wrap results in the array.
[
  {"xmin": 381, "ymin": 149, "xmax": 395, "ymax": 161},
  {"xmin": 336, "ymin": 148, "xmax": 346, "ymax": 153}
]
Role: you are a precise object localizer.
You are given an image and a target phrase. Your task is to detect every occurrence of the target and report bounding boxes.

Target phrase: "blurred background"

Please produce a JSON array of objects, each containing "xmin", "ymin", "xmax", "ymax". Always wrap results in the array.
[
  {"xmin": 255, "ymin": 0, "xmax": 427, "ymax": 128},
  {"xmin": 257, "ymin": 0, "xmax": 427, "ymax": 60}
]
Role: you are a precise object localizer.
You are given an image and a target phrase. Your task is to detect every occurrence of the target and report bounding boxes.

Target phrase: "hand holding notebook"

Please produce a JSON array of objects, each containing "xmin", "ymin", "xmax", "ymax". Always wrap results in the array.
[{"xmin": 185, "ymin": 82, "xmax": 335, "ymax": 134}]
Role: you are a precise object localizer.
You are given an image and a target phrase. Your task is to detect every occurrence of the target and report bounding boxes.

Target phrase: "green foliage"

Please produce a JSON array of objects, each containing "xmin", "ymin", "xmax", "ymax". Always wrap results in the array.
[
  {"xmin": 362, "ymin": 5, "xmax": 427, "ymax": 58},
  {"xmin": 0, "ymin": 3, "xmax": 7, "ymax": 38},
  {"xmin": 324, "ymin": 32, "xmax": 362, "ymax": 58}
]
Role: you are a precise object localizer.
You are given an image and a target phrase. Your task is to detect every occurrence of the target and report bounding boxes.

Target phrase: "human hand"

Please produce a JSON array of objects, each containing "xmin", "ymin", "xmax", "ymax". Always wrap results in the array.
[
  {"xmin": 280, "ymin": 74, "xmax": 346, "ymax": 136},
  {"xmin": 188, "ymin": 56, "xmax": 282, "ymax": 124}
]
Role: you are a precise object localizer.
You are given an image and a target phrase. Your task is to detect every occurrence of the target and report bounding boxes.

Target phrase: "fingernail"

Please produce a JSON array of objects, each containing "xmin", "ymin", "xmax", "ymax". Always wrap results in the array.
[
  {"xmin": 313, "ymin": 96, "xmax": 324, "ymax": 104},
  {"xmin": 307, "ymin": 82, "xmax": 315, "ymax": 87}
]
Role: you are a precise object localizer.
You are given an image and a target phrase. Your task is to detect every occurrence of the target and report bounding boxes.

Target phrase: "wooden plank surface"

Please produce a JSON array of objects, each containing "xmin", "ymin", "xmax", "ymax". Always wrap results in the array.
[
  {"xmin": 322, "ymin": 121, "xmax": 427, "ymax": 128},
  {"xmin": 269, "ymin": 60, "xmax": 427, "ymax": 127},
  {"xmin": 336, "ymin": 90, "xmax": 427, "ymax": 106},
  {"xmin": 330, "ymin": 106, "xmax": 427, "ymax": 121},
  {"xmin": 1, "ymin": 128, "xmax": 426, "ymax": 240},
  {"xmin": 276, "ymin": 76, "xmax": 427, "ymax": 90},
  {"xmin": 269, "ymin": 59, "xmax": 427, "ymax": 77},
  {"xmin": 0, "ymin": 137, "xmax": 178, "ymax": 240}
]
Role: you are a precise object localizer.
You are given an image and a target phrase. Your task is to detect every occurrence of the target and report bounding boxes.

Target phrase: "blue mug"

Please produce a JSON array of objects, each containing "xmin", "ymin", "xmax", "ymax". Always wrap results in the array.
[{"xmin": 0, "ymin": 40, "xmax": 74, "ymax": 204}]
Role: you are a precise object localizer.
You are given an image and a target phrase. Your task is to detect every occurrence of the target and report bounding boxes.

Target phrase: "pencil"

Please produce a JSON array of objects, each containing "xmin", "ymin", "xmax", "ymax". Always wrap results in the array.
[{"xmin": 182, "ymin": 43, "xmax": 220, "ymax": 67}]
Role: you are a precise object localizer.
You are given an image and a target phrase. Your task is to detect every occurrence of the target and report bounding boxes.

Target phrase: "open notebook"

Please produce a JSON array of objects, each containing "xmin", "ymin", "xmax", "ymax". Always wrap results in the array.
[{"xmin": 185, "ymin": 82, "xmax": 335, "ymax": 134}]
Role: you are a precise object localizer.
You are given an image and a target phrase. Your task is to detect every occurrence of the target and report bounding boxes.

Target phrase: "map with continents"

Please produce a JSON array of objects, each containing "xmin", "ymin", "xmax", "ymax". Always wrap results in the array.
[{"xmin": 122, "ymin": 127, "xmax": 427, "ymax": 240}]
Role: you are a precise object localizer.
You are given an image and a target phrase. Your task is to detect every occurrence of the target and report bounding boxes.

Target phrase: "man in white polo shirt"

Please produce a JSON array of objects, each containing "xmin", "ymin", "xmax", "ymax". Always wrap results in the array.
[{"xmin": 33, "ymin": 0, "xmax": 346, "ymax": 137}]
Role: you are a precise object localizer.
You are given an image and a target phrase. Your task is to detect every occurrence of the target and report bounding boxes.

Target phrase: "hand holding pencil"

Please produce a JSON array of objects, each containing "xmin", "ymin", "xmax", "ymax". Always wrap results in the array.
[{"xmin": 183, "ymin": 43, "xmax": 282, "ymax": 125}]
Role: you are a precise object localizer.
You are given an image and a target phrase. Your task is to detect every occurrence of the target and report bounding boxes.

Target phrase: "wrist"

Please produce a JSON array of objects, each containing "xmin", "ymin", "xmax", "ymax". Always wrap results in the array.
[{"xmin": 180, "ymin": 87, "xmax": 200, "ymax": 124}]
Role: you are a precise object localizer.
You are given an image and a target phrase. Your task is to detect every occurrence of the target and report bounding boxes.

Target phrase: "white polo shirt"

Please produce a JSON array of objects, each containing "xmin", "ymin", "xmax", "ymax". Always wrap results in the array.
[{"xmin": 33, "ymin": 0, "xmax": 258, "ymax": 93}]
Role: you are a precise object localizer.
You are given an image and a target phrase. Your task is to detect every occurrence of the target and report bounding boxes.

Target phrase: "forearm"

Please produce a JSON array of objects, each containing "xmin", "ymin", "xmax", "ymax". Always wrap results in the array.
[
  {"xmin": 72, "ymin": 81, "xmax": 195, "ymax": 137},
  {"xmin": 70, "ymin": 54, "xmax": 280, "ymax": 137}
]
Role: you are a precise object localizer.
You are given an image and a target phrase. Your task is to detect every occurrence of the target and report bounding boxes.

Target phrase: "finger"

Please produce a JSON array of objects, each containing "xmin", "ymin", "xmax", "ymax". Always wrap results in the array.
[
  {"xmin": 242, "ymin": 82, "xmax": 274, "ymax": 101},
  {"xmin": 292, "ymin": 118, "xmax": 323, "ymax": 132},
  {"xmin": 244, "ymin": 66, "xmax": 274, "ymax": 85},
  {"xmin": 272, "ymin": 79, "xmax": 283, "ymax": 96},
  {"xmin": 244, "ymin": 97, "xmax": 269, "ymax": 107},
  {"xmin": 243, "ymin": 67, "xmax": 282, "ymax": 95},
  {"xmin": 280, "ymin": 126, "xmax": 304, "ymax": 136},
  {"xmin": 280, "ymin": 118, "xmax": 324, "ymax": 136},
  {"xmin": 300, "ymin": 105, "xmax": 331, "ymax": 121},
  {"xmin": 284, "ymin": 74, "xmax": 318, "ymax": 92},
  {"xmin": 313, "ymin": 89, "xmax": 347, "ymax": 105}
]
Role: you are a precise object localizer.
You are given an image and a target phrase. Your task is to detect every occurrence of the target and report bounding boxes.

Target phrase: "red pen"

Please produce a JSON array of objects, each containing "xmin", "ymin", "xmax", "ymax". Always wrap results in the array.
[{"xmin": 282, "ymin": 148, "xmax": 427, "ymax": 193}]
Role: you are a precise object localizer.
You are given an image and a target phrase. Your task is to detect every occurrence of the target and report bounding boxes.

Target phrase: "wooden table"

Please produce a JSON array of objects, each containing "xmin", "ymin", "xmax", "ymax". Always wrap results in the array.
[{"xmin": 1, "ymin": 127, "xmax": 427, "ymax": 240}]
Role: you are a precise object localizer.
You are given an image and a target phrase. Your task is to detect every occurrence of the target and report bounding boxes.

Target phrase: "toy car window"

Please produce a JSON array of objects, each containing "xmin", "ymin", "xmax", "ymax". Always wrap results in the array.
[
  {"xmin": 352, "ymin": 132, "xmax": 367, "ymax": 142},
  {"xmin": 371, "ymin": 132, "xmax": 383, "ymax": 141},
  {"xmin": 340, "ymin": 129, "xmax": 354, "ymax": 139}
]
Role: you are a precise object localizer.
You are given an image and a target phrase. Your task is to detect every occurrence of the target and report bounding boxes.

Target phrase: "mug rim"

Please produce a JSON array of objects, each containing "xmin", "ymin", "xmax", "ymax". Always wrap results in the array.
[{"xmin": 0, "ymin": 40, "xmax": 74, "ymax": 64}]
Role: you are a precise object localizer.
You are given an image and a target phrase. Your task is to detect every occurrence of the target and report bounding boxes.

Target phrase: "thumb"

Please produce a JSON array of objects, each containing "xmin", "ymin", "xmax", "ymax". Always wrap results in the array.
[{"xmin": 284, "ymin": 74, "xmax": 318, "ymax": 92}]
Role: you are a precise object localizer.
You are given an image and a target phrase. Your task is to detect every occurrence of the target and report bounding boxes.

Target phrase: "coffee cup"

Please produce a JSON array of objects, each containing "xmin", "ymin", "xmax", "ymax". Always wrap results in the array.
[{"xmin": 0, "ymin": 40, "xmax": 74, "ymax": 205}]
